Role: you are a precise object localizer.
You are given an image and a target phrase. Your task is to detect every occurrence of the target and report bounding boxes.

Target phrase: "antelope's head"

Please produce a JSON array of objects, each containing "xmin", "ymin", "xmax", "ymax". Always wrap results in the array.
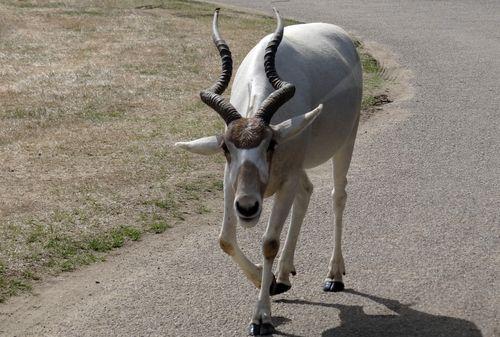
[{"xmin": 176, "ymin": 8, "xmax": 322, "ymax": 226}]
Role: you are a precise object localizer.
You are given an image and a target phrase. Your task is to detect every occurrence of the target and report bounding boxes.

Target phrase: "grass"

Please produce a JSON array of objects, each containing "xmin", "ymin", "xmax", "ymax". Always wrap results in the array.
[
  {"xmin": 359, "ymin": 49, "xmax": 385, "ymax": 109},
  {"xmin": 0, "ymin": 0, "xmax": 386, "ymax": 302},
  {"xmin": 150, "ymin": 221, "xmax": 170, "ymax": 234}
]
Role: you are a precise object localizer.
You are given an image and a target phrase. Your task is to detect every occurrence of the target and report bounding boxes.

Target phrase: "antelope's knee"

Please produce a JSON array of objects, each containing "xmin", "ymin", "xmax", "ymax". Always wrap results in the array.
[
  {"xmin": 263, "ymin": 238, "xmax": 279, "ymax": 259},
  {"xmin": 219, "ymin": 238, "xmax": 234, "ymax": 255},
  {"xmin": 333, "ymin": 190, "xmax": 347, "ymax": 206}
]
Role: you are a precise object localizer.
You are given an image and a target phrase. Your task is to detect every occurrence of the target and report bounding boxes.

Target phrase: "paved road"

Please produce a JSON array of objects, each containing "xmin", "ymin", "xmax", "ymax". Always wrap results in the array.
[{"xmin": 1, "ymin": 1, "xmax": 498, "ymax": 336}]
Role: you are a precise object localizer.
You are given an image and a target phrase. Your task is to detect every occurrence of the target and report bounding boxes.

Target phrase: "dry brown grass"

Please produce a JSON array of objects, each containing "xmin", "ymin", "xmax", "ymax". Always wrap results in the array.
[{"xmin": 0, "ymin": 0, "xmax": 385, "ymax": 301}]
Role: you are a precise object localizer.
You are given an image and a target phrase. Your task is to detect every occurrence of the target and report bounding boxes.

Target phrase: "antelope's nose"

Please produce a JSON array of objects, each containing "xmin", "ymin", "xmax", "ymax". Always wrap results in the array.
[{"xmin": 235, "ymin": 196, "xmax": 261, "ymax": 219}]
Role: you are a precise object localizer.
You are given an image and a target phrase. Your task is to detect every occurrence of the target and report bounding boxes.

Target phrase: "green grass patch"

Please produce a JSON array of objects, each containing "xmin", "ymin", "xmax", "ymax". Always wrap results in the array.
[
  {"xmin": 144, "ymin": 176, "xmax": 223, "ymax": 220},
  {"xmin": 4, "ymin": 1, "xmax": 66, "ymax": 9},
  {"xmin": 149, "ymin": 221, "xmax": 170, "ymax": 234},
  {"xmin": 57, "ymin": 253, "xmax": 100, "ymax": 272},
  {"xmin": 45, "ymin": 236, "xmax": 80, "ymax": 258},
  {"xmin": 88, "ymin": 226, "xmax": 142, "ymax": 252},
  {"xmin": 60, "ymin": 8, "xmax": 107, "ymax": 16},
  {"xmin": 361, "ymin": 95, "xmax": 377, "ymax": 110},
  {"xmin": 0, "ymin": 217, "xmax": 143, "ymax": 299},
  {"xmin": 359, "ymin": 50, "xmax": 385, "ymax": 110},
  {"xmin": 360, "ymin": 51, "xmax": 380, "ymax": 74},
  {"xmin": 0, "ymin": 261, "xmax": 33, "ymax": 303}
]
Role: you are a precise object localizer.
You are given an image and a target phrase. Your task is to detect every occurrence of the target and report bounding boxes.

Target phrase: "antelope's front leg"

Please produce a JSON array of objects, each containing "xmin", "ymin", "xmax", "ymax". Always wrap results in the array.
[
  {"xmin": 275, "ymin": 171, "xmax": 313, "ymax": 294},
  {"xmin": 219, "ymin": 218, "xmax": 262, "ymax": 288},
  {"xmin": 219, "ymin": 166, "xmax": 263, "ymax": 288},
  {"xmin": 249, "ymin": 180, "xmax": 297, "ymax": 336}
]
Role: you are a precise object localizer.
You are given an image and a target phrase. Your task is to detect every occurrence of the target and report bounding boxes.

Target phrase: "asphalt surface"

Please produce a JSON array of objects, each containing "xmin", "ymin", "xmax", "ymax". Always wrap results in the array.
[{"xmin": 1, "ymin": 1, "xmax": 498, "ymax": 336}]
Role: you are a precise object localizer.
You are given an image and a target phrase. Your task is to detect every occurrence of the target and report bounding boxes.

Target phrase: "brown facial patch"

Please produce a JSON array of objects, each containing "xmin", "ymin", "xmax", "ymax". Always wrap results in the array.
[
  {"xmin": 236, "ymin": 161, "xmax": 266, "ymax": 195},
  {"xmin": 226, "ymin": 117, "xmax": 268, "ymax": 149}
]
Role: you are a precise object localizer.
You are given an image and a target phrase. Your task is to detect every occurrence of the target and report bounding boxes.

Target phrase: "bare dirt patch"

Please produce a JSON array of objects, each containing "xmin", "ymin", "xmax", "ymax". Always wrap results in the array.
[{"xmin": 0, "ymin": 0, "xmax": 389, "ymax": 302}]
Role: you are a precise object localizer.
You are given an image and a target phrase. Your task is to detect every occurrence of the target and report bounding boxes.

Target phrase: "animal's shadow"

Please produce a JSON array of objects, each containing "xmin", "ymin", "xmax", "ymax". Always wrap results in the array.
[{"xmin": 275, "ymin": 289, "xmax": 482, "ymax": 337}]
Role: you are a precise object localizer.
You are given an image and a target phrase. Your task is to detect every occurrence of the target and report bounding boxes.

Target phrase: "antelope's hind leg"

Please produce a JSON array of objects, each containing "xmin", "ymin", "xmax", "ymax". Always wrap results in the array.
[
  {"xmin": 324, "ymin": 121, "xmax": 358, "ymax": 293},
  {"xmin": 273, "ymin": 171, "xmax": 313, "ymax": 295}
]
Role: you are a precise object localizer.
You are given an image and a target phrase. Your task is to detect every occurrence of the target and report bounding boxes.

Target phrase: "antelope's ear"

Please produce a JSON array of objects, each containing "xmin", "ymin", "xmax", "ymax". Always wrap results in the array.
[
  {"xmin": 271, "ymin": 104, "xmax": 322, "ymax": 143},
  {"xmin": 175, "ymin": 135, "xmax": 222, "ymax": 155}
]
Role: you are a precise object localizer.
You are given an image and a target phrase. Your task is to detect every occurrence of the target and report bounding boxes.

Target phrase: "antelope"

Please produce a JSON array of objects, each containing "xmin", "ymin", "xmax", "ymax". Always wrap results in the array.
[{"xmin": 175, "ymin": 8, "xmax": 362, "ymax": 335}]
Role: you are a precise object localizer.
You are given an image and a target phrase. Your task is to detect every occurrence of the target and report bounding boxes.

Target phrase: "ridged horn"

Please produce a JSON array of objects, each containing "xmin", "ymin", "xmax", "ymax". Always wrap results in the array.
[
  {"xmin": 200, "ymin": 8, "xmax": 241, "ymax": 125},
  {"xmin": 255, "ymin": 8, "xmax": 296, "ymax": 125}
]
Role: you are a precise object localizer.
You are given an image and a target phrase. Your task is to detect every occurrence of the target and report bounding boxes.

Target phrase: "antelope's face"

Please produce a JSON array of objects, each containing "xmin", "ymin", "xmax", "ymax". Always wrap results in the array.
[
  {"xmin": 174, "ymin": 7, "xmax": 322, "ymax": 227},
  {"xmin": 222, "ymin": 118, "xmax": 274, "ymax": 225}
]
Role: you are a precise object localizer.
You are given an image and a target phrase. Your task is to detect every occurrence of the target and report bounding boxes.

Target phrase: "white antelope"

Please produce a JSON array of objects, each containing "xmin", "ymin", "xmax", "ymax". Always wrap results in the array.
[{"xmin": 176, "ymin": 8, "xmax": 362, "ymax": 335}]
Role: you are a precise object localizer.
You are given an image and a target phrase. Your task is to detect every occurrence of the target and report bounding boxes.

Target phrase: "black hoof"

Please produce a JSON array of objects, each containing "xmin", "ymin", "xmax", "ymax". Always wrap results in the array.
[
  {"xmin": 269, "ymin": 274, "xmax": 291, "ymax": 296},
  {"xmin": 323, "ymin": 280, "xmax": 344, "ymax": 292},
  {"xmin": 248, "ymin": 322, "xmax": 275, "ymax": 336},
  {"xmin": 270, "ymin": 282, "xmax": 291, "ymax": 296}
]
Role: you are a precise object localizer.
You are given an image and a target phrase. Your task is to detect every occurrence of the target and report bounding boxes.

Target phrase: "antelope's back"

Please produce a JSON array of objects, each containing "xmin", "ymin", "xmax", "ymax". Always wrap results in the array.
[
  {"xmin": 231, "ymin": 22, "xmax": 362, "ymax": 118},
  {"xmin": 231, "ymin": 22, "xmax": 363, "ymax": 167}
]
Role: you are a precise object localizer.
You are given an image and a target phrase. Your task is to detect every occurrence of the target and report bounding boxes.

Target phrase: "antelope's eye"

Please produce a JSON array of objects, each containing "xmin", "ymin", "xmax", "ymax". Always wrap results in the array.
[{"xmin": 221, "ymin": 142, "xmax": 231, "ymax": 162}]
